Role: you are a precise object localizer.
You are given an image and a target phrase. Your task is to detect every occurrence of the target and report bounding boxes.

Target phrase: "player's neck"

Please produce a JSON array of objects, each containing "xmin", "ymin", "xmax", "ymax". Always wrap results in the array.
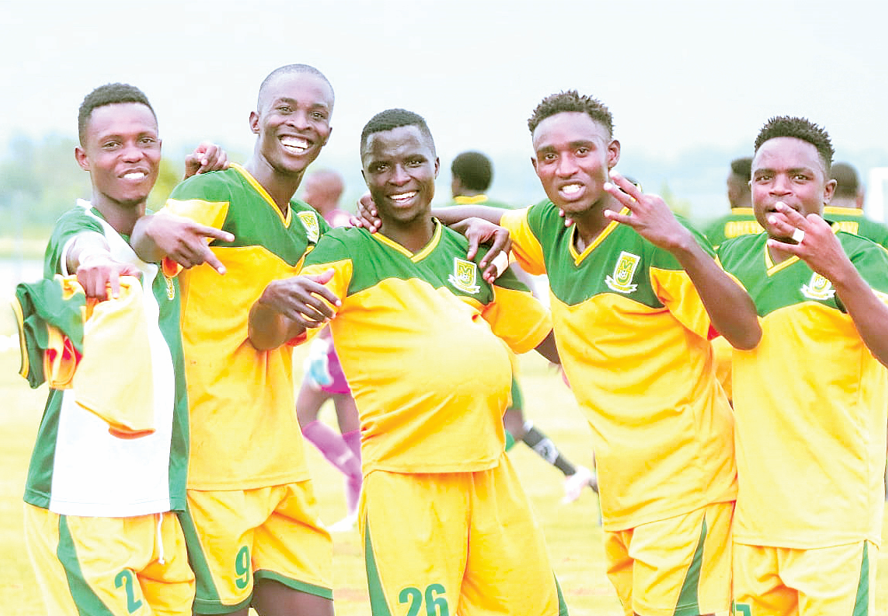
[
  {"xmin": 91, "ymin": 193, "xmax": 147, "ymax": 237},
  {"xmin": 379, "ymin": 216, "xmax": 436, "ymax": 253},
  {"xmin": 767, "ymin": 242, "xmax": 794, "ymax": 265},
  {"xmin": 572, "ymin": 197, "xmax": 618, "ymax": 252},
  {"xmin": 244, "ymin": 157, "xmax": 303, "ymax": 216}
]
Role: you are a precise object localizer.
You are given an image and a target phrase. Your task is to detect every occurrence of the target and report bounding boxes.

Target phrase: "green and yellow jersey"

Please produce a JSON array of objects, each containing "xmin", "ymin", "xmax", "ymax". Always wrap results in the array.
[
  {"xmin": 298, "ymin": 221, "xmax": 551, "ymax": 475},
  {"xmin": 18, "ymin": 200, "xmax": 189, "ymax": 516},
  {"xmin": 719, "ymin": 231, "xmax": 888, "ymax": 549},
  {"xmin": 823, "ymin": 206, "xmax": 888, "ymax": 248},
  {"xmin": 500, "ymin": 200, "xmax": 737, "ymax": 530},
  {"xmin": 163, "ymin": 164, "xmax": 329, "ymax": 490},
  {"xmin": 703, "ymin": 208, "xmax": 763, "ymax": 250}
]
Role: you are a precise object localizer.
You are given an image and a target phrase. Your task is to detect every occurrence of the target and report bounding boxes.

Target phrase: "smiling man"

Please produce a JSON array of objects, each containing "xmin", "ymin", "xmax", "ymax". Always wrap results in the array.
[
  {"xmin": 248, "ymin": 108, "xmax": 567, "ymax": 616},
  {"xmin": 718, "ymin": 117, "xmax": 888, "ymax": 616},
  {"xmin": 131, "ymin": 64, "xmax": 337, "ymax": 616},
  {"xmin": 19, "ymin": 83, "xmax": 229, "ymax": 616},
  {"xmin": 426, "ymin": 90, "xmax": 761, "ymax": 616}
]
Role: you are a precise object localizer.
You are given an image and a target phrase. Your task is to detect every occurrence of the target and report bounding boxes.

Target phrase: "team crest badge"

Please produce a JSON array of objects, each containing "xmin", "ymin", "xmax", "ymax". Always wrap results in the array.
[
  {"xmin": 801, "ymin": 272, "xmax": 835, "ymax": 301},
  {"xmin": 449, "ymin": 258, "xmax": 481, "ymax": 294},
  {"xmin": 605, "ymin": 251, "xmax": 640, "ymax": 294},
  {"xmin": 297, "ymin": 211, "xmax": 320, "ymax": 242}
]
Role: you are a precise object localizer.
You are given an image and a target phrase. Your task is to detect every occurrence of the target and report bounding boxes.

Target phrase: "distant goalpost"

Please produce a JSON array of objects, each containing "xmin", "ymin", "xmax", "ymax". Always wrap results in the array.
[{"xmin": 866, "ymin": 167, "xmax": 888, "ymax": 223}]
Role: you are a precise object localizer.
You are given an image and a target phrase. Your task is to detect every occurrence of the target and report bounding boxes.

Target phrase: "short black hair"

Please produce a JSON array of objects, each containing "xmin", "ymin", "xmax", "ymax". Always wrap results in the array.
[
  {"xmin": 78, "ymin": 83, "xmax": 155, "ymax": 146},
  {"xmin": 360, "ymin": 108, "xmax": 435, "ymax": 156},
  {"xmin": 451, "ymin": 151, "xmax": 492, "ymax": 192},
  {"xmin": 257, "ymin": 64, "xmax": 334, "ymax": 110},
  {"xmin": 754, "ymin": 116, "xmax": 834, "ymax": 173},
  {"xmin": 830, "ymin": 162, "xmax": 860, "ymax": 198},
  {"xmin": 730, "ymin": 157, "xmax": 753, "ymax": 179},
  {"xmin": 527, "ymin": 90, "xmax": 614, "ymax": 138}
]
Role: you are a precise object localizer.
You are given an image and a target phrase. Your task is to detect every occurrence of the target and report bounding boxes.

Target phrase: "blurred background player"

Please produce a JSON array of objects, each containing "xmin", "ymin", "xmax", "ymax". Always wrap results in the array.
[
  {"xmin": 449, "ymin": 150, "xmax": 597, "ymax": 503},
  {"xmin": 296, "ymin": 169, "xmax": 363, "ymax": 531},
  {"xmin": 703, "ymin": 157, "xmax": 762, "ymax": 249},
  {"xmin": 825, "ymin": 161, "xmax": 888, "ymax": 247}
]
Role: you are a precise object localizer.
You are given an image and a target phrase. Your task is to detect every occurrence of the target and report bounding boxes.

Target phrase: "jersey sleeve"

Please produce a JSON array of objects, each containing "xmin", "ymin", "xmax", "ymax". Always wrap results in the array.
[
  {"xmin": 500, "ymin": 207, "xmax": 547, "ymax": 276},
  {"xmin": 849, "ymin": 238, "xmax": 888, "ymax": 303},
  {"xmin": 163, "ymin": 172, "xmax": 231, "ymax": 230},
  {"xmin": 649, "ymin": 227, "xmax": 717, "ymax": 340},
  {"xmin": 480, "ymin": 267, "xmax": 552, "ymax": 354},
  {"xmin": 43, "ymin": 208, "xmax": 106, "ymax": 277},
  {"xmin": 292, "ymin": 235, "xmax": 354, "ymax": 344}
]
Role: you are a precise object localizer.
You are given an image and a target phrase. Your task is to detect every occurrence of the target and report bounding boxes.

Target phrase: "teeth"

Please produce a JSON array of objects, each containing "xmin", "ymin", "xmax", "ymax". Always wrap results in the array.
[
  {"xmin": 123, "ymin": 172, "xmax": 145, "ymax": 180},
  {"xmin": 391, "ymin": 192, "xmax": 416, "ymax": 203},
  {"xmin": 281, "ymin": 136, "xmax": 309, "ymax": 152},
  {"xmin": 562, "ymin": 184, "xmax": 582, "ymax": 195}
]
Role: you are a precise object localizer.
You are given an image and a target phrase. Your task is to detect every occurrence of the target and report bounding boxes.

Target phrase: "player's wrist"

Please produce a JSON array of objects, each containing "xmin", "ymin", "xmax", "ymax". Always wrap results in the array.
[{"xmin": 77, "ymin": 246, "xmax": 112, "ymax": 266}]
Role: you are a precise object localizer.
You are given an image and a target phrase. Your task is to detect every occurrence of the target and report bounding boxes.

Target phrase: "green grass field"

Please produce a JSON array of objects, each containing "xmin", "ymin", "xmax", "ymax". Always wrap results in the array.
[{"xmin": 0, "ymin": 291, "xmax": 886, "ymax": 615}]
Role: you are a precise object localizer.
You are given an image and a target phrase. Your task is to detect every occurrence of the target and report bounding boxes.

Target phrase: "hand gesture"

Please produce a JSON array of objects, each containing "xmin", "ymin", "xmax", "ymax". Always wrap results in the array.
[
  {"xmin": 766, "ymin": 202, "xmax": 851, "ymax": 280},
  {"xmin": 184, "ymin": 142, "xmax": 230, "ymax": 179},
  {"xmin": 603, "ymin": 172, "xmax": 693, "ymax": 252},
  {"xmin": 448, "ymin": 217, "xmax": 512, "ymax": 282},
  {"xmin": 259, "ymin": 269, "xmax": 342, "ymax": 330},
  {"xmin": 143, "ymin": 211, "xmax": 235, "ymax": 273},
  {"xmin": 76, "ymin": 250, "xmax": 142, "ymax": 301}
]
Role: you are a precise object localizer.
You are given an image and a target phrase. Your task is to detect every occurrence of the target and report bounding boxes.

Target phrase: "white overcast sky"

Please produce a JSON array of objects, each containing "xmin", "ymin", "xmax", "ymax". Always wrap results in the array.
[{"xmin": 3, "ymin": 0, "xmax": 887, "ymax": 207}]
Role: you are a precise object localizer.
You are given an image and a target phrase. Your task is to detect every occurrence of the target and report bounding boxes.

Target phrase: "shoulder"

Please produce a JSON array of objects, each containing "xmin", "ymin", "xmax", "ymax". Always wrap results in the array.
[
  {"xmin": 49, "ymin": 202, "xmax": 105, "ymax": 242},
  {"xmin": 308, "ymin": 225, "xmax": 369, "ymax": 260},
  {"xmin": 170, "ymin": 167, "xmax": 240, "ymax": 201},
  {"xmin": 717, "ymin": 232, "xmax": 766, "ymax": 264},
  {"xmin": 838, "ymin": 230, "xmax": 887, "ymax": 257},
  {"xmin": 518, "ymin": 198, "xmax": 561, "ymax": 232}
]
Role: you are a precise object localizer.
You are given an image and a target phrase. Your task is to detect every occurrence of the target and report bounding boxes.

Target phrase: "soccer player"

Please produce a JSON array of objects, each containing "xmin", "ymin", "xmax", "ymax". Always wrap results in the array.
[
  {"xmin": 824, "ymin": 161, "xmax": 888, "ymax": 247},
  {"xmin": 249, "ymin": 108, "xmax": 568, "ymax": 616},
  {"xmin": 17, "ymin": 83, "xmax": 230, "ymax": 616},
  {"xmin": 450, "ymin": 149, "xmax": 597, "ymax": 502},
  {"xmin": 131, "ymin": 65, "xmax": 336, "ymax": 616},
  {"xmin": 382, "ymin": 91, "xmax": 763, "ymax": 616},
  {"xmin": 703, "ymin": 157, "xmax": 763, "ymax": 249},
  {"xmin": 718, "ymin": 116, "xmax": 888, "ymax": 616},
  {"xmin": 296, "ymin": 168, "xmax": 363, "ymax": 531}
]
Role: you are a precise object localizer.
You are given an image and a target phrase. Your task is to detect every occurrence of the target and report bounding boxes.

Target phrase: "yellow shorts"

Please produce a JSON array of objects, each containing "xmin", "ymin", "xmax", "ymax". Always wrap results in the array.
[
  {"xmin": 733, "ymin": 541, "xmax": 877, "ymax": 616},
  {"xmin": 604, "ymin": 501, "xmax": 733, "ymax": 616},
  {"xmin": 24, "ymin": 504, "xmax": 194, "ymax": 616},
  {"xmin": 361, "ymin": 455, "xmax": 568, "ymax": 616},
  {"xmin": 181, "ymin": 482, "xmax": 333, "ymax": 614}
]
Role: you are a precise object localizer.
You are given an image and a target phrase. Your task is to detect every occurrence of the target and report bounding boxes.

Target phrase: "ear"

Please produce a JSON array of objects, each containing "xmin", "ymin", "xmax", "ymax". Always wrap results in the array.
[
  {"xmin": 607, "ymin": 139, "xmax": 621, "ymax": 169},
  {"xmin": 530, "ymin": 155, "xmax": 539, "ymax": 175},
  {"xmin": 249, "ymin": 111, "xmax": 260, "ymax": 135},
  {"xmin": 823, "ymin": 178, "xmax": 837, "ymax": 204},
  {"xmin": 321, "ymin": 125, "xmax": 332, "ymax": 146},
  {"xmin": 433, "ymin": 157, "xmax": 440, "ymax": 179},
  {"xmin": 74, "ymin": 146, "xmax": 90, "ymax": 172}
]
